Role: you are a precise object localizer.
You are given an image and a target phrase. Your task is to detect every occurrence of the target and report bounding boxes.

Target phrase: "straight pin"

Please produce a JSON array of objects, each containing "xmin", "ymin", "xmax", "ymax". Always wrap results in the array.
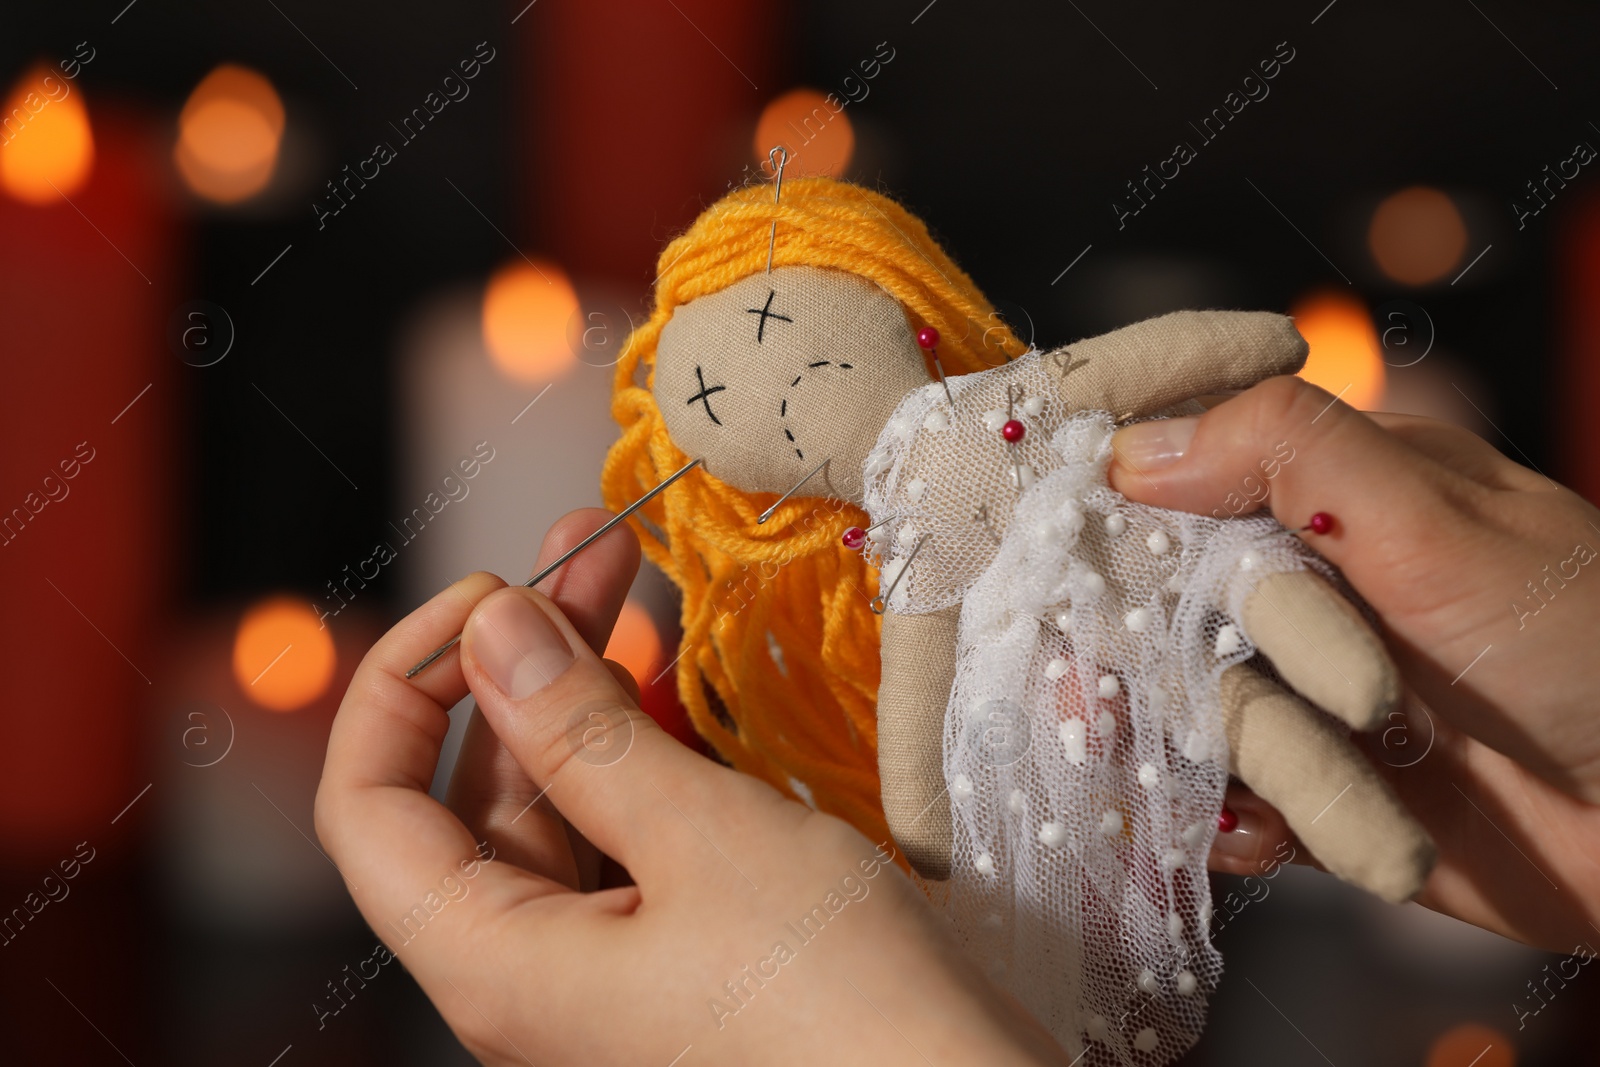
[
  {"xmin": 871, "ymin": 534, "xmax": 929, "ymax": 614},
  {"xmin": 405, "ymin": 457, "xmax": 704, "ymax": 679},
  {"xmin": 914, "ymin": 326, "xmax": 955, "ymax": 408},
  {"xmin": 765, "ymin": 145, "xmax": 789, "ymax": 275},
  {"xmin": 757, "ymin": 458, "xmax": 828, "ymax": 525},
  {"xmin": 973, "ymin": 504, "xmax": 1002, "ymax": 544},
  {"xmin": 931, "ymin": 353, "xmax": 955, "ymax": 408},
  {"xmin": 1005, "ymin": 384, "xmax": 1023, "ymax": 488},
  {"xmin": 841, "ymin": 513, "xmax": 898, "ymax": 552}
]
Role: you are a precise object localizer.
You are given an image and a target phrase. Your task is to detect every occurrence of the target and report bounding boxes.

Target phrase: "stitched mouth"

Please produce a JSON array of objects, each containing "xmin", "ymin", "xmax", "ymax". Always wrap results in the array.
[{"xmin": 778, "ymin": 360, "xmax": 855, "ymax": 461}]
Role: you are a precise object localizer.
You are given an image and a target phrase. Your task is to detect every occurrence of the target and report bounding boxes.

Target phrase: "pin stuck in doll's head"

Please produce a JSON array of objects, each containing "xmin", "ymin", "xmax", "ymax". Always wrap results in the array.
[
  {"xmin": 601, "ymin": 176, "xmax": 1028, "ymax": 848},
  {"xmin": 656, "ymin": 265, "xmax": 930, "ymax": 503}
]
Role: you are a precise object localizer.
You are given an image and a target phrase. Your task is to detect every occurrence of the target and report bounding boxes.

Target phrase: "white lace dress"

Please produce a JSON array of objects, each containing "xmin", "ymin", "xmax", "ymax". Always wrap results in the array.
[{"xmin": 861, "ymin": 350, "xmax": 1325, "ymax": 1064}]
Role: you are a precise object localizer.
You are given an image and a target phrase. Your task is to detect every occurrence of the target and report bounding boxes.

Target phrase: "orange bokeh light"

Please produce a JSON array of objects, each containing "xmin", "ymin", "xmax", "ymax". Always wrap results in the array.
[
  {"xmin": 754, "ymin": 88, "xmax": 855, "ymax": 179},
  {"xmin": 605, "ymin": 600, "xmax": 663, "ymax": 687},
  {"xmin": 482, "ymin": 260, "xmax": 580, "ymax": 383},
  {"xmin": 0, "ymin": 63, "xmax": 95, "ymax": 205},
  {"xmin": 232, "ymin": 596, "xmax": 337, "ymax": 712},
  {"xmin": 175, "ymin": 64, "xmax": 285, "ymax": 203},
  {"xmin": 1291, "ymin": 290, "xmax": 1387, "ymax": 410},
  {"xmin": 1426, "ymin": 1023, "xmax": 1514, "ymax": 1067},
  {"xmin": 1368, "ymin": 186, "xmax": 1468, "ymax": 286}
]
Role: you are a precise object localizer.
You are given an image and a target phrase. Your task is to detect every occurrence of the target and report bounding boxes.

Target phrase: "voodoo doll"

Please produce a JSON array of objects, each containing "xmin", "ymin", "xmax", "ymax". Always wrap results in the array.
[{"xmin": 602, "ymin": 174, "xmax": 1433, "ymax": 1064}]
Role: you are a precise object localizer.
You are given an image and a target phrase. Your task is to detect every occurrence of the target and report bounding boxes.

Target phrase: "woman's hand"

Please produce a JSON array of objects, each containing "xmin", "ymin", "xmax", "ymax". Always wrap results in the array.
[
  {"xmin": 1109, "ymin": 376, "xmax": 1600, "ymax": 952},
  {"xmin": 315, "ymin": 509, "xmax": 1067, "ymax": 1066}
]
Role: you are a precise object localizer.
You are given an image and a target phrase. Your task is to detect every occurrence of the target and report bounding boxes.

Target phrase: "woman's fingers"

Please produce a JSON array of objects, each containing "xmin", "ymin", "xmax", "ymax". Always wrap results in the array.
[
  {"xmin": 446, "ymin": 509, "xmax": 640, "ymax": 885},
  {"xmin": 1208, "ymin": 783, "xmax": 1305, "ymax": 878},
  {"xmin": 1366, "ymin": 411, "xmax": 1553, "ymax": 492},
  {"xmin": 1238, "ymin": 569, "xmax": 1399, "ymax": 730},
  {"xmin": 448, "ymin": 708, "xmax": 583, "ymax": 886},
  {"xmin": 314, "ymin": 574, "xmax": 563, "ymax": 977},
  {"xmin": 319, "ymin": 571, "xmax": 500, "ymax": 801},
  {"xmin": 459, "ymin": 584, "xmax": 741, "ymax": 885},
  {"xmin": 527, "ymin": 508, "xmax": 644, "ymax": 650}
]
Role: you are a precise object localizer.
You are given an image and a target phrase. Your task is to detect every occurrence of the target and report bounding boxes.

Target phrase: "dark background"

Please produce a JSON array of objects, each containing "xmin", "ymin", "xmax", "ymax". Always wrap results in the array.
[{"xmin": 1, "ymin": 0, "xmax": 1596, "ymax": 1063}]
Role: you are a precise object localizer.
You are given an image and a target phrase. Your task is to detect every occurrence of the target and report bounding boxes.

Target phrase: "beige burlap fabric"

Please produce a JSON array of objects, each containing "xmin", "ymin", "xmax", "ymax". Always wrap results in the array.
[
  {"xmin": 655, "ymin": 265, "xmax": 926, "ymax": 503},
  {"xmin": 877, "ymin": 606, "xmax": 961, "ymax": 880},
  {"xmin": 1062, "ymin": 309, "xmax": 1309, "ymax": 417}
]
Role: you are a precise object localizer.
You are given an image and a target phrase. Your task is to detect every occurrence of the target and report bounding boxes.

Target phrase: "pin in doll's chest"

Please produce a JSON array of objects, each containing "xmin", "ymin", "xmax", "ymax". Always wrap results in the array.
[{"xmin": 859, "ymin": 351, "xmax": 1109, "ymax": 603}]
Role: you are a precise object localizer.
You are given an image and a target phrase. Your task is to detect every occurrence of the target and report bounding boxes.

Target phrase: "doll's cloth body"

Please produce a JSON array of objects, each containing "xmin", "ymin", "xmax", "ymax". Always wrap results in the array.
[{"xmin": 861, "ymin": 350, "xmax": 1328, "ymax": 1064}]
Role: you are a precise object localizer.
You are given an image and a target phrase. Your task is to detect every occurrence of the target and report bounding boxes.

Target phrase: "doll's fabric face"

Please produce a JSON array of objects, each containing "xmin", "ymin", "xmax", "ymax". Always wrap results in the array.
[{"xmin": 655, "ymin": 265, "xmax": 929, "ymax": 503}]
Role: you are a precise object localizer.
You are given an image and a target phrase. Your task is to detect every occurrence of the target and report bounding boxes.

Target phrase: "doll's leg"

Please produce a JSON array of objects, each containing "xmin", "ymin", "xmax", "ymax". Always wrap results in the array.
[
  {"xmin": 1221, "ymin": 664, "xmax": 1434, "ymax": 903},
  {"xmin": 878, "ymin": 606, "xmax": 961, "ymax": 880},
  {"xmin": 1241, "ymin": 570, "xmax": 1400, "ymax": 731}
]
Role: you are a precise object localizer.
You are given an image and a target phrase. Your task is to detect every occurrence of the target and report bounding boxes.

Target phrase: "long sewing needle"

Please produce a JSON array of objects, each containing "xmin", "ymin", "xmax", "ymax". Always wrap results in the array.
[
  {"xmin": 405, "ymin": 457, "xmax": 704, "ymax": 679},
  {"xmin": 756, "ymin": 458, "xmax": 828, "ymax": 525}
]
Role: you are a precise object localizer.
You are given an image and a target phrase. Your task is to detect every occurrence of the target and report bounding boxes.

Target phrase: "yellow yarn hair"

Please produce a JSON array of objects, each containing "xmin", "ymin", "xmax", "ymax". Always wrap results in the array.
[{"xmin": 602, "ymin": 177, "xmax": 1026, "ymax": 846}]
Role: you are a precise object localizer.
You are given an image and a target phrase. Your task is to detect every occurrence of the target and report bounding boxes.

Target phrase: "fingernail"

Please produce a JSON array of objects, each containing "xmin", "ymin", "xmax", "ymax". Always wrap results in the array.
[
  {"xmin": 1209, "ymin": 804, "xmax": 1266, "ymax": 862},
  {"xmin": 469, "ymin": 593, "xmax": 575, "ymax": 700},
  {"xmin": 1110, "ymin": 417, "xmax": 1197, "ymax": 473}
]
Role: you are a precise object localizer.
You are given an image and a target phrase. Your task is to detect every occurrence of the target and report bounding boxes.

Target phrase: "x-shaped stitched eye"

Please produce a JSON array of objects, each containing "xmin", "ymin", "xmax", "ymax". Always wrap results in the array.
[
  {"xmin": 745, "ymin": 289, "xmax": 794, "ymax": 343},
  {"xmin": 687, "ymin": 365, "xmax": 726, "ymax": 425}
]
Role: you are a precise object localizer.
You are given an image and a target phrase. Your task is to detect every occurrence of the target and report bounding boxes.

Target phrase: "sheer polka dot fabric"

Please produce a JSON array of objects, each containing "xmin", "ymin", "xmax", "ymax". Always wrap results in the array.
[{"xmin": 862, "ymin": 350, "xmax": 1326, "ymax": 1063}]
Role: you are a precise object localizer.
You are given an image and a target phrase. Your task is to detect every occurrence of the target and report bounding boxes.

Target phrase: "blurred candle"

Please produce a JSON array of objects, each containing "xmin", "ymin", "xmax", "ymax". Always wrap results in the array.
[
  {"xmin": 0, "ymin": 63, "xmax": 94, "ymax": 203},
  {"xmin": 0, "ymin": 102, "xmax": 179, "ymax": 858},
  {"xmin": 525, "ymin": 0, "xmax": 777, "ymax": 280},
  {"xmin": 1290, "ymin": 290, "xmax": 1386, "ymax": 410},
  {"xmin": 173, "ymin": 64, "xmax": 285, "ymax": 204},
  {"xmin": 396, "ymin": 287, "xmax": 694, "ymax": 777},
  {"xmin": 481, "ymin": 259, "xmax": 579, "ymax": 383},
  {"xmin": 157, "ymin": 607, "xmax": 374, "ymax": 931},
  {"xmin": 1561, "ymin": 194, "xmax": 1600, "ymax": 499},
  {"xmin": 399, "ymin": 286, "xmax": 614, "ymax": 599},
  {"xmin": 755, "ymin": 87, "xmax": 856, "ymax": 177}
]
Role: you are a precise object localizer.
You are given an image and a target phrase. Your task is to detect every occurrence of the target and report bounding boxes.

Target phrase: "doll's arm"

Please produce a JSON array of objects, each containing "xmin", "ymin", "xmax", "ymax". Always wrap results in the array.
[
  {"xmin": 1221, "ymin": 664, "xmax": 1435, "ymax": 902},
  {"xmin": 1051, "ymin": 310, "xmax": 1308, "ymax": 419},
  {"xmin": 878, "ymin": 605, "xmax": 961, "ymax": 880}
]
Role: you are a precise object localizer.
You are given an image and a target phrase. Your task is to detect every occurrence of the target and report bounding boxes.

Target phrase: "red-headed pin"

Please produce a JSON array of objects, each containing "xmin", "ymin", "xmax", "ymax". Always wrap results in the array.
[
  {"xmin": 1299, "ymin": 512, "xmax": 1335, "ymax": 535},
  {"xmin": 917, "ymin": 325, "xmax": 955, "ymax": 408}
]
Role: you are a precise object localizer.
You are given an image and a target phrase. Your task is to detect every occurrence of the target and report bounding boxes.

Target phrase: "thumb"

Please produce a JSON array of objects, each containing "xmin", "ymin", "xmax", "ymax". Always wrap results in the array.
[
  {"xmin": 1104, "ymin": 375, "xmax": 1483, "ymax": 596},
  {"xmin": 459, "ymin": 584, "xmax": 709, "ymax": 879}
]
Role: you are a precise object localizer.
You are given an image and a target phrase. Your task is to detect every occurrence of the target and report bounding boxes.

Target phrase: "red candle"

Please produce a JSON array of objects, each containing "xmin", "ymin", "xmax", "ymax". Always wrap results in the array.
[
  {"xmin": 1562, "ymin": 195, "xmax": 1600, "ymax": 500},
  {"xmin": 0, "ymin": 100, "xmax": 180, "ymax": 858},
  {"xmin": 523, "ymin": 0, "xmax": 778, "ymax": 281}
]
